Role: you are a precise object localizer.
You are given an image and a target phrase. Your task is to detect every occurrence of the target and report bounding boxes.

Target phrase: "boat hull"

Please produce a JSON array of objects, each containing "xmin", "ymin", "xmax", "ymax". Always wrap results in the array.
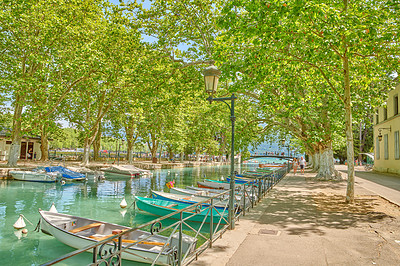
[
  {"xmin": 39, "ymin": 210, "xmax": 174, "ymax": 265},
  {"xmin": 10, "ymin": 171, "xmax": 56, "ymax": 183},
  {"xmin": 197, "ymin": 181, "xmax": 232, "ymax": 190},
  {"xmin": 151, "ymin": 191, "xmax": 229, "ymax": 211},
  {"xmin": 135, "ymin": 196, "xmax": 228, "ymax": 224},
  {"xmin": 44, "ymin": 166, "xmax": 86, "ymax": 182}
]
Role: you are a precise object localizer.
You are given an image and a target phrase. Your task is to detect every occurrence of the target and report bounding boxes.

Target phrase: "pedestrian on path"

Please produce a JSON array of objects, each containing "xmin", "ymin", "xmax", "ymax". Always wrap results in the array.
[
  {"xmin": 293, "ymin": 158, "xmax": 298, "ymax": 175},
  {"xmin": 299, "ymin": 156, "xmax": 306, "ymax": 174}
]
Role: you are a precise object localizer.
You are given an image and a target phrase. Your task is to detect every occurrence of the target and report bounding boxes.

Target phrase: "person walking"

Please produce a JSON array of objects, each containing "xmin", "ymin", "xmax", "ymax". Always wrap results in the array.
[
  {"xmin": 293, "ymin": 158, "xmax": 298, "ymax": 175},
  {"xmin": 299, "ymin": 156, "xmax": 306, "ymax": 174}
]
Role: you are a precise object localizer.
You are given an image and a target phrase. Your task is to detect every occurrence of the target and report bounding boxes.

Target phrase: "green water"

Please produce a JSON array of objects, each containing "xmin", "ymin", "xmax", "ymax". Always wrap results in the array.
[{"xmin": 0, "ymin": 164, "xmax": 258, "ymax": 265}]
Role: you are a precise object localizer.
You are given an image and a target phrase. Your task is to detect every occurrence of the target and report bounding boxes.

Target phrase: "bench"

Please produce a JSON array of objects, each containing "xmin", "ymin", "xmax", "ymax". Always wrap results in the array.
[{"xmin": 69, "ymin": 222, "xmax": 103, "ymax": 233}]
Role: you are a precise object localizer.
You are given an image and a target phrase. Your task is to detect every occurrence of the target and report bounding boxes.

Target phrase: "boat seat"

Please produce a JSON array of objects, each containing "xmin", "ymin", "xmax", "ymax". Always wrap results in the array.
[
  {"xmin": 69, "ymin": 222, "xmax": 103, "ymax": 233},
  {"xmin": 89, "ymin": 234, "xmax": 167, "ymax": 246}
]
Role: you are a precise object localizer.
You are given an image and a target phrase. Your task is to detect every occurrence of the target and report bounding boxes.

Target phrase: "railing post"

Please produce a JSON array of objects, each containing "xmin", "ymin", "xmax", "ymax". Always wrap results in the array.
[
  {"xmin": 242, "ymin": 184, "xmax": 246, "ymax": 216},
  {"xmin": 178, "ymin": 212, "xmax": 183, "ymax": 266},
  {"xmin": 252, "ymin": 184, "xmax": 255, "ymax": 207},
  {"xmin": 258, "ymin": 178, "xmax": 262, "ymax": 202},
  {"xmin": 118, "ymin": 235, "xmax": 122, "ymax": 265},
  {"xmin": 210, "ymin": 199, "xmax": 213, "ymax": 248},
  {"xmin": 92, "ymin": 246, "xmax": 97, "ymax": 264}
]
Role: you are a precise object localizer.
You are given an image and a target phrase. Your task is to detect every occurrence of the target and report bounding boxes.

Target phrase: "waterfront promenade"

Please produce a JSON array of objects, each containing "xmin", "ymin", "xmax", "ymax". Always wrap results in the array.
[{"xmin": 193, "ymin": 165, "xmax": 400, "ymax": 265}]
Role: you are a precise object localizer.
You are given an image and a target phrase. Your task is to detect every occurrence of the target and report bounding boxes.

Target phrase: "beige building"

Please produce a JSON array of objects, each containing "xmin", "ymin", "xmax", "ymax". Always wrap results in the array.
[
  {"xmin": 0, "ymin": 128, "xmax": 43, "ymax": 161},
  {"xmin": 373, "ymin": 83, "xmax": 400, "ymax": 174}
]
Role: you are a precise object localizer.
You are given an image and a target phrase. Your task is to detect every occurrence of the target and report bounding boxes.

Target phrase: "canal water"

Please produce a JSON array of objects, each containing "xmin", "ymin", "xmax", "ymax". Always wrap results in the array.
[{"xmin": 0, "ymin": 159, "xmax": 282, "ymax": 265}]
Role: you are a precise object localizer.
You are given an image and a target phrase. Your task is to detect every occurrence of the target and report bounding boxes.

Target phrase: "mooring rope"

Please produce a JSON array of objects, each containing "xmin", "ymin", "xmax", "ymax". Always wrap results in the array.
[{"xmin": 21, "ymin": 214, "xmax": 34, "ymax": 226}]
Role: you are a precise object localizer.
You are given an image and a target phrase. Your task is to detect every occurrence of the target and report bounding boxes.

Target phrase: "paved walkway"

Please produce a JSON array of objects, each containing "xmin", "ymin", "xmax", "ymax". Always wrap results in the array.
[{"xmin": 192, "ymin": 166, "xmax": 400, "ymax": 266}]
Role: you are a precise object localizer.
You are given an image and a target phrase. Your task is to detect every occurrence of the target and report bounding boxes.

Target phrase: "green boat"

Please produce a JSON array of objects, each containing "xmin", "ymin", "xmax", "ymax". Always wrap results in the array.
[{"xmin": 135, "ymin": 196, "xmax": 229, "ymax": 224}]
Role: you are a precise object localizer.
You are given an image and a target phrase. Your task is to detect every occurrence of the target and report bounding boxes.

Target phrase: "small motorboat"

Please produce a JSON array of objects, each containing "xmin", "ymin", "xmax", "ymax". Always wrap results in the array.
[
  {"xmin": 39, "ymin": 210, "xmax": 196, "ymax": 265},
  {"xmin": 101, "ymin": 165, "xmax": 152, "ymax": 178},
  {"xmin": 44, "ymin": 166, "xmax": 86, "ymax": 182},
  {"xmin": 226, "ymin": 177, "xmax": 259, "ymax": 185},
  {"xmin": 197, "ymin": 181, "xmax": 232, "ymax": 190},
  {"xmin": 135, "ymin": 196, "xmax": 229, "ymax": 224},
  {"xmin": 258, "ymin": 163, "xmax": 284, "ymax": 168},
  {"xmin": 10, "ymin": 170, "xmax": 58, "ymax": 183},
  {"xmin": 171, "ymin": 187, "xmax": 222, "ymax": 197}
]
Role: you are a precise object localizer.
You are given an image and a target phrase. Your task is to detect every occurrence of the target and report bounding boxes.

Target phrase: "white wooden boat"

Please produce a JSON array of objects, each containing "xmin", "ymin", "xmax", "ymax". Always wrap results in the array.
[
  {"xmin": 10, "ymin": 170, "xmax": 57, "ymax": 183},
  {"xmin": 39, "ymin": 210, "xmax": 196, "ymax": 265},
  {"xmin": 169, "ymin": 188, "xmax": 251, "ymax": 207},
  {"xmin": 101, "ymin": 165, "xmax": 152, "ymax": 178},
  {"xmin": 152, "ymin": 190, "xmax": 230, "ymax": 210}
]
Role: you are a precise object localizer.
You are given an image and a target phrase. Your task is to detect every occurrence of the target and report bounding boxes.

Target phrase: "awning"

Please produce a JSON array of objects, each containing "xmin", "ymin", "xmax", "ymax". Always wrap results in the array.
[{"xmin": 359, "ymin": 153, "xmax": 374, "ymax": 161}]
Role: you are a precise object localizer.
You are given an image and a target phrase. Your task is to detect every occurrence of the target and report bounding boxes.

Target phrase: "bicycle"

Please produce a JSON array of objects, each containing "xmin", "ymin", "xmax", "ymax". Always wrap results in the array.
[{"xmin": 364, "ymin": 164, "xmax": 373, "ymax": 171}]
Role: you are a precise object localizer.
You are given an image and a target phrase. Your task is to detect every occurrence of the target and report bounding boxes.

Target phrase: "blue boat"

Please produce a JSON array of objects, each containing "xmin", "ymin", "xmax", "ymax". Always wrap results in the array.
[
  {"xmin": 226, "ymin": 177, "xmax": 258, "ymax": 185},
  {"xmin": 44, "ymin": 166, "xmax": 86, "ymax": 182},
  {"xmin": 135, "ymin": 196, "xmax": 229, "ymax": 224}
]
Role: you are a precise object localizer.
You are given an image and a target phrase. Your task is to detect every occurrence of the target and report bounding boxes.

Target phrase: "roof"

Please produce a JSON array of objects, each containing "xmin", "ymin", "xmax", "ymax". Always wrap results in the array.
[{"xmin": 0, "ymin": 127, "xmax": 42, "ymax": 140}]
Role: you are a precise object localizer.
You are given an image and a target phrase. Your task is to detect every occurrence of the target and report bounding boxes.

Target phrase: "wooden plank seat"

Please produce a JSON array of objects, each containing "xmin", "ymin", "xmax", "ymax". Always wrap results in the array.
[
  {"xmin": 89, "ymin": 234, "xmax": 167, "ymax": 246},
  {"xmin": 69, "ymin": 222, "xmax": 103, "ymax": 233}
]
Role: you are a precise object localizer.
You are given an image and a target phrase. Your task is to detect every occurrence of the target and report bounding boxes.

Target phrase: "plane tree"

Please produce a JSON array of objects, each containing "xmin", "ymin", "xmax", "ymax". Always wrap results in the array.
[
  {"xmin": 0, "ymin": 0, "xmax": 109, "ymax": 165},
  {"xmin": 218, "ymin": 0, "xmax": 398, "ymax": 202}
]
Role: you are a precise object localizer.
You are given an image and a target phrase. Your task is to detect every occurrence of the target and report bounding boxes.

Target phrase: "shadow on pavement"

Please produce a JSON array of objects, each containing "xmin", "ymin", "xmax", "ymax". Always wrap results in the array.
[{"xmin": 241, "ymin": 175, "xmax": 391, "ymax": 237}]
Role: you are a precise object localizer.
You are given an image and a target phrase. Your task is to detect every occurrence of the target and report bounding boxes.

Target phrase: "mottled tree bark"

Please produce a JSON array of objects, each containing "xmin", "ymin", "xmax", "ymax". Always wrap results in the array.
[
  {"xmin": 8, "ymin": 94, "xmax": 23, "ymax": 167},
  {"xmin": 40, "ymin": 124, "xmax": 49, "ymax": 161},
  {"xmin": 343, "ymin": 55, "xmax": 355, "ymax": 203}
]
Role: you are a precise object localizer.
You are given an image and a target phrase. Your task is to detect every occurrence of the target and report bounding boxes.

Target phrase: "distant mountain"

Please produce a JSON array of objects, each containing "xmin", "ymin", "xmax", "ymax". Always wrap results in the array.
[{"xmin": 250, "ymin": 142, "xmax": 280, "ymax": 154}]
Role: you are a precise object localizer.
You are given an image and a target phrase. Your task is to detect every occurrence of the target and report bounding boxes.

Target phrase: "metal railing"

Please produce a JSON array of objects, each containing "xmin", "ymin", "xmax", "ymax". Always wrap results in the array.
[{"xmin": 40, "ymin": 166, "xmax": 288, "ymax": 266}]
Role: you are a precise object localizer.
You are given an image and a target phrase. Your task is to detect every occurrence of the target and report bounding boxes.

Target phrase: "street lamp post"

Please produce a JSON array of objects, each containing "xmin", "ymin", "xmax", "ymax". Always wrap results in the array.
[
  {"xmin": 280, "ymin": 139, "xmax": 290, "ymax": 157},
  {"xmin": 203, "ymin": 65, "xmax": 237, "ymax": 230},
  {"xmin": 118, "ymin": 139, "xmax": 125, "ymax": 165}
]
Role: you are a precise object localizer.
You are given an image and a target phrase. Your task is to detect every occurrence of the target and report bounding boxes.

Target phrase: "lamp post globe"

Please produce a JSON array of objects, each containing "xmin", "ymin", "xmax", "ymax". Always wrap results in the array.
[{"xmin": 203, "ymin": 65, "xmax": 221, "ymax": 95}]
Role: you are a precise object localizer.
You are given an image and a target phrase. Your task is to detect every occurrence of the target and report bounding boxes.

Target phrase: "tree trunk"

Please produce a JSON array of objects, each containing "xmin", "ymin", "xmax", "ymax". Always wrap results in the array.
[
  {"xmin": 308, "ymin": 153, "xmax": 314, "ymax": 169},
  {"xmin": 312, "ymin": 152, "xmax": 320, "ymax": 172},
  {"xmin": 93, "ymin": 128, "xmax": 101, "ymax": 161},
  {"xmin": 82, "ymin": 138, "xmax": 90, "ymax": 166},
  {"xmin": 180, "ymin": 152, "xmax": 184, "ymax": 163},
  {"xmin": 40, "ymin": 124, "xmax": 49, "ymax": 161},
  {"xmin": 358, "ymin": 121, "xmax": 363, "ymax": 164},
  {"xmin": 315, "ymin": 143, "xmax": 342, "ymax": 180},
  {"xmin": 151, "ymin": 146, "xmax": 158, "ymax": 163},
  {"xmin": 127, "ymin": 139, "xmax": 134, "ymax": 164},
  {"xmin": 124, "ymin": 118, "xmax": 137, "ymax": 164},
  {"xmin": 343, "ymin": 56, "xmax": 355, "ymax": 203},
  {"xmin": 158, "ymin": 144, "xmax": 163, "ymax": 163},
  {"xmin": 196, "ymin": 148, "xmax": 200, "ymax": 162},
  {"xmin": 7, "ymin": 95, "xmax": 24, "ymax": 167}
]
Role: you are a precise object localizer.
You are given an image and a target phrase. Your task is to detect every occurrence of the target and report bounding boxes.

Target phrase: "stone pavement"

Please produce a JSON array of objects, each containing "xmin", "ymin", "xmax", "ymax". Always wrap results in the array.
[{"xmin": 192, "ymin": 166, "xmax": 400, "ymax": 266}]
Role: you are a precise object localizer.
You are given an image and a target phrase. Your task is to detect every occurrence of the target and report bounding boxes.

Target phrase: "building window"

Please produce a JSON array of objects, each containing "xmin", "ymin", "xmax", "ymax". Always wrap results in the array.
[
  {"xmin": 376, "ymin": 111, "xmax": 379, "ymax": 124},
  {"xmin": 394, "ymin": 95, "xmax": 399, "ymax": 116},
  {"xmin": 6, "ymin": 141, "xmax": 12, "ymax": 145},
  {"xmin": 384, "ymin": 134, "xmax": 389, "ymax": 160},
  {"xmin": 395, "ymin": 131, "xmax": 400, "ymax": 160},
  {"xmin": 383, "ymin": 107, "xmax": 387, "ymax": 121},
  {"xmin": 376, "ymin": 137, "xmax": 380, "ymax": 160}
]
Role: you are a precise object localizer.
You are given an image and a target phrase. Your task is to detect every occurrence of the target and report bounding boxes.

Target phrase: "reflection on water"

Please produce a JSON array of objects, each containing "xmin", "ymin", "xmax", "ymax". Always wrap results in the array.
[{"xmin": 0, "ymin": 164, "xmax": 259, "ymax": 265}]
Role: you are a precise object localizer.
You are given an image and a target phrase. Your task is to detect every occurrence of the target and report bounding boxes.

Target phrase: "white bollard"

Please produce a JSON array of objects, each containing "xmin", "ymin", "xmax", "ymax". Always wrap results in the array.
[{"xmin": 13, "ymin": 215, "xmax": 26, "ymax": 229}]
